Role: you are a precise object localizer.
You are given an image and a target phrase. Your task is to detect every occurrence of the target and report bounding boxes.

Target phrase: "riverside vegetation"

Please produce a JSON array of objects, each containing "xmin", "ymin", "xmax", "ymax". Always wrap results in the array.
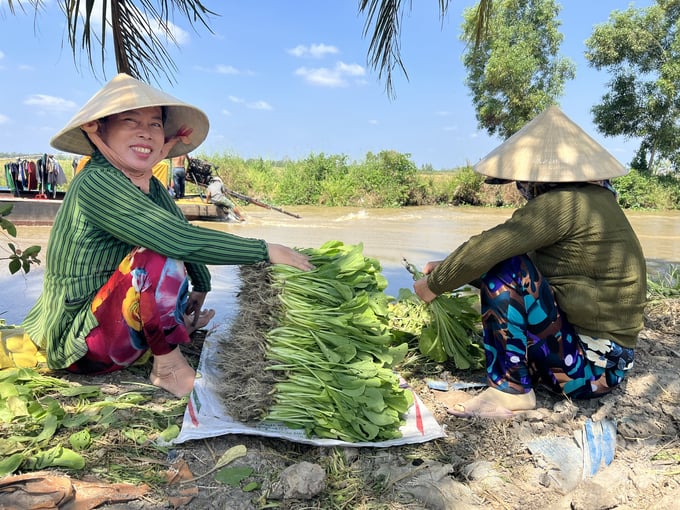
[{"xmin": 4, "ymin": 150, "xmax": 680, "ymax": 210}]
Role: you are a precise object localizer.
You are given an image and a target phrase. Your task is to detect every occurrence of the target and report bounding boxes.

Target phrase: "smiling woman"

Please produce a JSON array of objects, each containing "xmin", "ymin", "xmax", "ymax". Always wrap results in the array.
[{"xmin": 19, "ymin": 73, "xmax": 312, "ymax": 398}]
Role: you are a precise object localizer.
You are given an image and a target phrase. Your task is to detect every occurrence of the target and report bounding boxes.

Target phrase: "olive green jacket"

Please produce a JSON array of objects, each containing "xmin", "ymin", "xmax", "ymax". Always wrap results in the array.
[{"xmin": 427, "ymin": 184, "xmax": 647, "ymax": 347}]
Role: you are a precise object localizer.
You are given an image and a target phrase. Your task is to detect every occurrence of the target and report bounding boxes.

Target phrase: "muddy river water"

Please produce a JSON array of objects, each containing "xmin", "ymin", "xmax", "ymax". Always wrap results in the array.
[{"xmin": 2, "ymin": 206, "xmax": 679, "ymax": 326}]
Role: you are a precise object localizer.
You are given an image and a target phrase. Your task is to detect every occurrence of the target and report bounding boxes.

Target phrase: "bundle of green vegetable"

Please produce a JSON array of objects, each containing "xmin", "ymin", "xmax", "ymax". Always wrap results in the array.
[
  {"xmin": 216, "ymin": 241, "xmax": 413, "ymax": 443},
  {"xmin": 399, "ymin": 259, "xmax": 485, "ymax": 369}
]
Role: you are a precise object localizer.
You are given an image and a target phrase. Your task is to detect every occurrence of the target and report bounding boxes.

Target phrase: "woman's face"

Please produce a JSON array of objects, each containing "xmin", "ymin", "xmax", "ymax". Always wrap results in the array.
[{"xmin": 98, "ymin": 106, "xmax": 165, "ymax": 172}]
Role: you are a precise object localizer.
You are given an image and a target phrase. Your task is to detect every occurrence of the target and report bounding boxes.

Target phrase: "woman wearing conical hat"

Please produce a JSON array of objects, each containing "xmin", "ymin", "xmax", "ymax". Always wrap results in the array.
[
  {"xmin": 22, "ymin": 74, "xmax": 313, "ymax": 398},
  {"xmin": 414, "ymin": 106, "xmax": 647, "ymax": 418}
]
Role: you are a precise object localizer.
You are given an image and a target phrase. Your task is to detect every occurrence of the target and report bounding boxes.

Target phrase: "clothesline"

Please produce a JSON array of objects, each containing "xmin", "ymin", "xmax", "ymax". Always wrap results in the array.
[{"xmin": 3, "ymin": 154, "xmax": 68, "ymax": 198}]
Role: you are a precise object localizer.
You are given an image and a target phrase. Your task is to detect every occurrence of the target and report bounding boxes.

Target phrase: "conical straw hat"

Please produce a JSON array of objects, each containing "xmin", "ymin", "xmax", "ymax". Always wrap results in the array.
[
  {"xmin": 474, "ymin": 105, "xmax": 627, "ymax": 182},
  {"xmin": 51, "ymin": 73, "xmax": 209, "ymax": 158}
]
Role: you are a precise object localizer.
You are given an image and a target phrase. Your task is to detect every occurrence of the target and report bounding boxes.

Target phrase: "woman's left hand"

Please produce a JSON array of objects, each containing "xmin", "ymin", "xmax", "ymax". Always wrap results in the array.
[
  {"xmin": 158, "ymin": 125, "xmax": 194, "ymax": 163},
  {"xmin": 414, "ymin": 276, "xmax": 438, "ymax": 303},
  {"xmin": 185, "ymin": 291, "xmax": 208, "ymax": 326},
  {"xmin": 267, "ymin": 243, "xmax": 314, "ymax": 271}
]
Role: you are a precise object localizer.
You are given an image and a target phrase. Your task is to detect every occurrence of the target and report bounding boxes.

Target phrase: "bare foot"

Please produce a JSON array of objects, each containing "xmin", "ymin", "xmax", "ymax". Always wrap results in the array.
[
  {"xmin": 150, "ymin": 348, "xmax": 196, "ymax": 397},
  {"xmin": 448, "ymin": 387, "xmax": 536, "ymax": 419},
  {"xmin": 184, "ymin": 308, "xmax": 215, "ymax": 335}
]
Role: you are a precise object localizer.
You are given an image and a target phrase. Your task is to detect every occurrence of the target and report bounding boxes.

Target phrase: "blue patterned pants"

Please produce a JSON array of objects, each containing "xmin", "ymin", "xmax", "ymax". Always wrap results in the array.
[{"xmin": 480, "ymin": 255, "xmax": 634, "ymax": 399}]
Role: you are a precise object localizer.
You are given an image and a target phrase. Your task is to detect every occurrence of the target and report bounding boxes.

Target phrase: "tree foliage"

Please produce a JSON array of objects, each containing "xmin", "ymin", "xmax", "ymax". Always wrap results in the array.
[
  {"xmin": 585, "ymin": 1, "xmax": 680, "ymax": 172},
  {"xmin": 0, "ymin": 204, "xmax": 41, "ymax": 275},
  {"xmin": 460, "ymin": 0, "xmax": 575, "ymax": 139}
]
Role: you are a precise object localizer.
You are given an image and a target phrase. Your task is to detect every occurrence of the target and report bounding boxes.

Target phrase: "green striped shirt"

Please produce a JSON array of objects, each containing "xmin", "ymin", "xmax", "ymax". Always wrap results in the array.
[{"xmin": 23, "ymin": 151, "xmax": 269, "ymax": 369}]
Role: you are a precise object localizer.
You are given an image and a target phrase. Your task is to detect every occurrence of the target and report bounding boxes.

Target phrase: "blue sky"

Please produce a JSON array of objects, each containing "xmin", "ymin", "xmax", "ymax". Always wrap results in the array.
[{"xmin": 0, "ymin": 0, "xmax": 653, "ymax": 170}]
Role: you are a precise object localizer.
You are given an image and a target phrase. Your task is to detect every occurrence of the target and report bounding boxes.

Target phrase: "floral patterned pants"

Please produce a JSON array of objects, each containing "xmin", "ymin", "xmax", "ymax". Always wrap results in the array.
[{"xmin": 68, "ymin": 247, "xmax": 190, "ymax": 374}]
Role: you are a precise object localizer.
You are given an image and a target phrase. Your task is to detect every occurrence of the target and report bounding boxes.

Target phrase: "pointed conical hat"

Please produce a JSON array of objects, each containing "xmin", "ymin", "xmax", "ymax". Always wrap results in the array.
[
  {"xmin": 50, "ymin": 73, "xmax": 209, "ymax": 158},
  {"xmin": 474, "ymin": 105, "xmax": 627, "ymax": 182}
]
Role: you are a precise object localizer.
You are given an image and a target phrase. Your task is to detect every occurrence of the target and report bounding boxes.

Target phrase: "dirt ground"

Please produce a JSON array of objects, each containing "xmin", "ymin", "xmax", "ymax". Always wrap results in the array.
[
  {"xmin": 4, "ymin": 300, "xmax": 679, "ymax": 510},
  {"xmin": 113, "ymin": 300, "xmax": 680, "ymax": 509}
]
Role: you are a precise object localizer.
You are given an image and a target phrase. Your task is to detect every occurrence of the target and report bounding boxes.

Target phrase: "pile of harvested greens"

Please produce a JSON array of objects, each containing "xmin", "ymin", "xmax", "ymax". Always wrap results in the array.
[{"xmin": 215, "ymin": 241, "xmax": 413, "ymax": 442}]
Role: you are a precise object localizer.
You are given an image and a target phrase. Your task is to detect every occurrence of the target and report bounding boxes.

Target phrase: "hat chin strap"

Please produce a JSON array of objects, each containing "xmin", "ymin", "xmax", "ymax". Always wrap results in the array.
[{"xmin": 81, "ymin": 121, "xmax": 193, "ymax": 174}]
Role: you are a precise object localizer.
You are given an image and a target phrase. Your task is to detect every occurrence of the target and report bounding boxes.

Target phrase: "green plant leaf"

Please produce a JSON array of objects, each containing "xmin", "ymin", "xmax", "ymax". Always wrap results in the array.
[
  {"xmin": 28, "ymin": 445, "xmax": 85, "ymax": 470},
  {"xmin": 69, "ymin": 429, "xmax": 92, "ymax": 450},
  {"xmin": 215, "ymin": 444, "xmax": 247, "ymax": 469},
  {"xmin": 8, "ymin": 258, "xmax": 20, "ymax": 274},
  {"xmin": 242, "ymin": 481, "xmax": 260, "ymax": 492},
  {"xmin": 0, "ymin": 453, "xmax": 24, "ymax": 476},
  {"xmin": 159, "ymin": 424, "xmax": 180, "ymax": 442},
  {"xmin": 0, "ymin": 216, "xmax": 16, "ymax": 236},
  {"xmin": 214, "ymin": 466, "xmax": 254, "ymax": 487}
]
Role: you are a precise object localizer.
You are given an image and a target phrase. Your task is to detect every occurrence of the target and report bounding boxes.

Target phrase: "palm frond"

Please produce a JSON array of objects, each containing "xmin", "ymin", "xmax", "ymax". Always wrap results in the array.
[
  {"xmin": 359, "ymin": 0, "xmax": 493, "ymax": 99},
  {"xmin": 61, "ymin": 0, "xmax": 217, "ymax": 84}
]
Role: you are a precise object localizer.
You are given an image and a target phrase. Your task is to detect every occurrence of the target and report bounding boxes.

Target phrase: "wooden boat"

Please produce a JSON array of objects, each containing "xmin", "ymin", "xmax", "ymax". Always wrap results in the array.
[{"xmin": 0, "ymin": 188, "xmax": 227, "ymax": 226}]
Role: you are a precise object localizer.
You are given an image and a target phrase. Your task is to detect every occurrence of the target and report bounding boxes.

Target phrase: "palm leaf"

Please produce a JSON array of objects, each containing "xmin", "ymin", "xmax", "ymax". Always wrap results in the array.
[{"xmin": 359, "ymin": 0, "xmax": 492, "ymax": 98}]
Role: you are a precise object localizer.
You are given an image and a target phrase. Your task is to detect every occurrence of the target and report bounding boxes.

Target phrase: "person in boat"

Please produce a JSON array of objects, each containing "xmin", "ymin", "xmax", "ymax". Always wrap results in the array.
[
  {"xmin": 171, "ymin": 152, "xmax": 188, "ymax": 199},
  {"xmin": 413, "ymin": 106, "xmax": 647, "ymax": 418},
  {"xmin": 22, "ymin": 73, "xmax": 313, "ymax": 398},
  {"xmin": 205, "ymin": 175, "xmax": 246, "ymax": 222}
]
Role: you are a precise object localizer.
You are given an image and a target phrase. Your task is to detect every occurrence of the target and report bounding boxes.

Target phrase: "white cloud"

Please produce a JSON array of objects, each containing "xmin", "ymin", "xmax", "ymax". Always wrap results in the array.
[
  {"xmin": 335, "ymin": 61, "xmax": 364, "ymax": 76},
  {"xmin": 295, "ymin": 61, "xmax": 366, "ymax": 87},
  {"xmin": 195, "ymin": 64, "xmax": 254, "ymax": 75},
  {"xmin": 215, "ymin": 64, "xmax": 241, "ymax": 75},
  {"xmin": 368, "ymin": 119, "xmax": 378, "ymax": 125},
  {"xmin": 221, "ymin": 109, "xmax": 231, "ymax": 116},
  {"xmin": 0, "ymin": 50, "xmax": 4, "ymax": 60},
  {"xmin": 247, "ymin": 100, "xmax": 272, "ymax": 111},
  {"xmin": 228, "ymin": 96, "xmax": 245, "ymax": 104},
  {"xmin": 0, "ymin": 113, "xmax": 9, "ymax": 124},
  {"xmin": 287, "ymin": 43, "xmax": 339, "ymax": 58},
  {"xmin": 24, "ymin": 94, "xmax": 77, "ymax": 111},
  {"xmin": 164, "ymin": 21, "xmax": 189, "ymax": 45}
]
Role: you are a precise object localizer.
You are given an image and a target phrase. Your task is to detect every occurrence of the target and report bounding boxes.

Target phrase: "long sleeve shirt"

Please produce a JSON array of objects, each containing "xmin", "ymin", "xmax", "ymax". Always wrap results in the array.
[
  {"xmin": 427, "ymin": 184, "xmax": 647, "ymax": 348},
  {"xmin": 23, "ymin": 151, "xmax": 269, "ymax": 369}
]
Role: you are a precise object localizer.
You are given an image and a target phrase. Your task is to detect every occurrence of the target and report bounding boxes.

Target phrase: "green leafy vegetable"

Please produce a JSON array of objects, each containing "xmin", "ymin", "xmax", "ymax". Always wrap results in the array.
[
  {"xmin": 263, "ymin": 241, "xmax": 413, "ymax": 442},
  {"xmin": 402, "ymin": 259, "xmax": 485, "ymax": 369}
]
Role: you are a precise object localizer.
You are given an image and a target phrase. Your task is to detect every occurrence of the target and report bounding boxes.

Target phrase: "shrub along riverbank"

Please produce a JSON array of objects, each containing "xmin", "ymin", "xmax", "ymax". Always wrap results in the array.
[{"xmin": 194, "ymin": 151, "xmax": 680, "ymax": 210}]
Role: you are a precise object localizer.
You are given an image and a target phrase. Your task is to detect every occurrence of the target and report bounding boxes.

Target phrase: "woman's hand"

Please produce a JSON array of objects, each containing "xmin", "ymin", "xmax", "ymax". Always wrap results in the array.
[
  {"xmin": 414, "ymin": 276, "xmax": 438, "ymax": 303},
  {"xmin": 185, "ymin": 291, "xmax": 208, "ymax": 326},
  {"xmin": 267, "ymin": 243, "xmax": 314, "ymax": 271},
  {"xmin": 159, "ymin": 125, "xmax": 193, "ymax": 163},
  {"xmin": 422, "ymin": 260, "xmax": 443, "ymax": 275},
  {"xmin": 413, "ymin": 259, "xmax": 443, "ymax": 303}
]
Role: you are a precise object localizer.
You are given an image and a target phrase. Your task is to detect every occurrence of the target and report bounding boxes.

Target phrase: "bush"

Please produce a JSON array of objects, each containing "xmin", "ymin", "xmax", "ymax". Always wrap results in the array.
[
  {"xmin": 347, "ymin": 151, "xmax": 417, "ymax": 207},
  {"xmin": 122, "ymin": 151, "xmax": 680, "ymax": 210}
]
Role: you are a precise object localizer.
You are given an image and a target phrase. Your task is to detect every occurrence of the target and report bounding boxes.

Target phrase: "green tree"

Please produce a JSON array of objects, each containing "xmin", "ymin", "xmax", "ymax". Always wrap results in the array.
[
  {"xmin": 460, "ymin": 0, "xmax": 575, "ymax": 139},
  {"xmin": 585, "ymin": 2, "xmax": 680, "ymax": 173},
  {"xmin": 348, "ymin": 150, "xmax": 417, "ymax": 207}
]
